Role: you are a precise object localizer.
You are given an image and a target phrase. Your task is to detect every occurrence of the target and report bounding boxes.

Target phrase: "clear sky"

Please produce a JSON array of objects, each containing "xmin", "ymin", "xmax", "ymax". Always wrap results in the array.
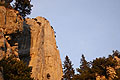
[{"xmin": 29, "ymin": 0, "xmax": 120, "ymax": 69}]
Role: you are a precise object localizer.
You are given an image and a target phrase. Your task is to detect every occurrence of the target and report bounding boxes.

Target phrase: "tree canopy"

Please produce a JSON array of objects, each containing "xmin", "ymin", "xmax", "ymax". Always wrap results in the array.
[
  {"xmin": 75, "ymin": 54, "xmax": 95, "ymax": 80},
  {"xmin": 0, "ymin": 0, "xmax": 33, "ymax": 18},
  {"xmin": 13, "ymin": 0, "xmax": 33, "ymax": 18},
  {"xmin": 63, "ymin": 50, "xmax": 120, "ymax": 80}
]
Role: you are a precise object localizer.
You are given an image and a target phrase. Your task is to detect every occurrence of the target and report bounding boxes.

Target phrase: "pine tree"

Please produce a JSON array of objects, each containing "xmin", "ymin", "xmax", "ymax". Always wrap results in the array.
[
  {"xmin": 13, "ymin": 0, "xmax": 33, "ymax": 19},
  {"xmin": 62, "ymin": 55, "xmax": 75, "ymax": 80},
  {"xmin": 75, "ymin": 54, "xmax": 95, "ymax": 80},
  {"xmin": 77, "ymin": 54, "xmax": 90, "ymax": 72}
]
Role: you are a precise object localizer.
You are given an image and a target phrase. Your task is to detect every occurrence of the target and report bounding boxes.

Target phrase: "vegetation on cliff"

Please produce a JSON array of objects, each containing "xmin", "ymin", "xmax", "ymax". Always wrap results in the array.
[
  {"xmin": 0, "ymin": 0, "xmax": 33, "ymax": 18},
  {"xmin": 63, "ymin": 50, "xmax": 120, "ymax": 80},
  {"xmin": 0, "ymin": 55, "xmax": 34, "ymax": 80},
  {"xmin": 13, "ymin": 0, "xmax": 33, "ymax": 18}
]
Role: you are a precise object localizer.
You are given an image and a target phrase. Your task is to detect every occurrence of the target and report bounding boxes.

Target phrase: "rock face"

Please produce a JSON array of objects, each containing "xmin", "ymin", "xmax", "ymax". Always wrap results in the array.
[
  {"xmin": 0, "ymin": 6, "xmax": 23, "ymax": 34},
  {"xmin": 0, "ymin": 6, "xmax": 63, "ymax": 80},
  {"xmin": 23, "ymin": 17, "xmax": 63, "ymax": 80},
  {"xmin": 0, "ymin": 6, "xmax": 23, "ymax": 80},
  {"xmin": 0, "ymin": 6, "xmax": 23, "ymax": 60}
]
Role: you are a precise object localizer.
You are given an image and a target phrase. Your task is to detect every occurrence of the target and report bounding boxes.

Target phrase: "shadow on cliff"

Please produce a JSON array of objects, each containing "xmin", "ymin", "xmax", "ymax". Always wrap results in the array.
[{"xmin": 18, "ymin": 22, "xmax": 31, "ymax": 65}]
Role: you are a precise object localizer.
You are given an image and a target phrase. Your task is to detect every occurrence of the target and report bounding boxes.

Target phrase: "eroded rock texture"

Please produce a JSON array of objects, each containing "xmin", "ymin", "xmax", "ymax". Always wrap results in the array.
[
  {"xmin": 0, "ymin": 6, "xmax": 24, "ymax": 80},
  {"xmin": 0, "ymin": 6, "xmax": 23, "ymax": 34},
  {"xmin": 24, "ymin": 17, "xmax": 63, "ymax": 80},
  {"xmin": 0, "ymin": 6, "xmax": 63, "ymax": 80},
  {"xmin": 0, "ymin": 6, "xmax": 23, "ymax": 60}
]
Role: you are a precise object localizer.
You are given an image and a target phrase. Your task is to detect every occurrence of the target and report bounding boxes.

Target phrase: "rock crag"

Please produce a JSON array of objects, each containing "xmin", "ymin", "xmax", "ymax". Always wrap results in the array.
[
  {"xmin": 0, "ymin": 6, "xmax": 63, "ymax": 80},
  {"xmin": 23, "ymin": 17, "xmax": 63, "ymax": 80},
  {"xmin": 0, "ymin": 6, "xmax": 23, "ymax": 60}
]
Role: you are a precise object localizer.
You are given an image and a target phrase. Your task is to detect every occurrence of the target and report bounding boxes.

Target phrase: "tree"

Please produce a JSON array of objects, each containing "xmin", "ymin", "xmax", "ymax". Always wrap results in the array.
[
  {"xmin": 92, "ymin": 56, "xmax": 117, "ymax": 79},
  {"xmin": 13, "ymin": 0, "xmax": 33, "ymax": 19},
  {"xmin": 62, "ymin": 55, "xmax": 75, "ymax": 80},
  {"xmin": 0, "ymin": 0, "xmax": 33, "ymax": 19},
  {"xmin": 112, "ymin": 50, "xmax": 120, "ymax": 58},
  {"xmin": 0, "ymin": 55, "xmax": 34, "ymax": 80},
  {"xmin": 92, "ymin": 57, "xmax": 107, "ymax": 77},
  {"xmin": 75, "ymin": 54, "xmax": 95, "ymax": 80}
]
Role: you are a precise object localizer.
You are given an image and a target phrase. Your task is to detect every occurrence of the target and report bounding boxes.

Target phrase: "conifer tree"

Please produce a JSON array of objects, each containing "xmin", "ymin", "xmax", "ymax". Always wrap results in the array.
[
  {"xmin": 75, "ymin": 54, "xmax": 95, "ymax": 80},
  {"xmin": 13, "ymin": 0, "xmax": 33, "ymax": 19},
  {"xmin": 62, "ymin": 55, "xmax": 75, "ymax": 80}
]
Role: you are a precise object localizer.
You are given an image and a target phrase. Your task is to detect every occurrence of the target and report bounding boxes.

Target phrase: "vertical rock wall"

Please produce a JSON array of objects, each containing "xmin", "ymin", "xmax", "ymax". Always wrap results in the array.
[{"xmin": 24, "ymin": 17, "xmax": 63, "ymax": 80}]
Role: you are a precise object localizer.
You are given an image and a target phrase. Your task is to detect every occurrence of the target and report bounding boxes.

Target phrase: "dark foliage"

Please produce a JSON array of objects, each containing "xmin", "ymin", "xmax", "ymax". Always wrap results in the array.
[
  {"xmin": 112, "ymin": 50, "xmax": 120, "ymax": 58},
  {"xmin": 13, "ymin": 0, "xmax": 33, "ymax": 19},
  {"xmin": 62, "ymin": 55, "xmax": 75, "ymax": 80},
  {"xmin": 63, "ymin": 51, "xmax": 120, "ymax": 80},
  {"xmin": 115, "ymin": 68, "xmax": 120, "ymax": 80},
  {"xmin": 0, "ymin": 55, "xmax": 34, "ymax": 80},
  {"xmin": 0, "ymin": 0, "xmax": 33, "ymax": 18},
  {"xmin": 75, "ymin": 54, "xmax": 95, "ymax": 80},
  {"xmin": 92, "ymin": 57, "xmax": 116, "ymax": 79}
]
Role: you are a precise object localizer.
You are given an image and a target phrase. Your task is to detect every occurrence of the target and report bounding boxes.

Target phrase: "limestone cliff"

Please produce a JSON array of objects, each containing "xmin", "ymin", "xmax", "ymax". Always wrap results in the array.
[{"xmin": 0, "ymin": 6, "xmax": 63, "ymax": 80}]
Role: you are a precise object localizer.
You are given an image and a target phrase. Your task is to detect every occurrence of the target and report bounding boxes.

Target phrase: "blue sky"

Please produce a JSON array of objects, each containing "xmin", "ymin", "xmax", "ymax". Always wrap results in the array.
[{"xmin": 29, "ymin": 0, "xmax": 120, "ymax": 69}]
